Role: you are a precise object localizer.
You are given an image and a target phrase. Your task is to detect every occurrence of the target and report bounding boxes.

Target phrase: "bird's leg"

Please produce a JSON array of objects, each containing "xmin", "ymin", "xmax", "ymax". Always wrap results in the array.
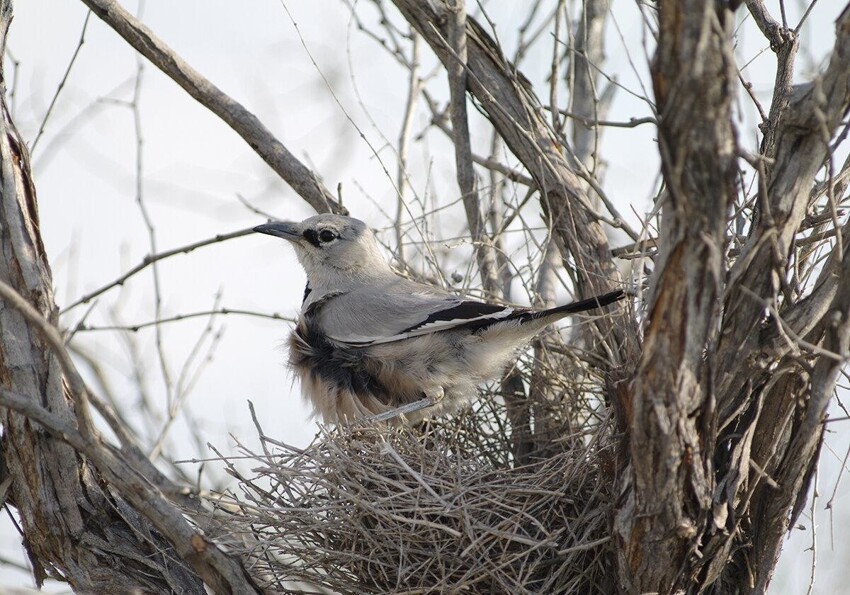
[
  {"xmin": 423, "ymin": 385, "xmax": 445, "ymax": 406},
  {"xmin": 367, "ymin": 387, "xmax": 444, "ymax": 424}
]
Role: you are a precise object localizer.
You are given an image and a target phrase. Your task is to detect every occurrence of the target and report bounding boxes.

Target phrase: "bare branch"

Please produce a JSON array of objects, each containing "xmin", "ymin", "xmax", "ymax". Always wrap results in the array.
[
  {"xmin": 748, "ymin": 275, "xmax": 850, "ymax": 592},
  {"xmin": 556, "ymin": 111, "xmax": 656, "ymax": 129},
  {"xmin": 394, "ymin": 30, "xmax": 421, "ymax": 265},
  {"xmin": 391, "ymin": 0, "xmax": 632, "ymax": 353},
  {"xmin": 718, "ymin": 4, "xmax": 850, "ymax": 409},
  {"xmin": 73, "ymin": 308, "xmax": 294, "ymax": 333},
  {"xmin": 79, "ymin": 0, "xmax": 343, "ymax": 215},
  {"xmin": 0, "ymin": 280, "xmax": 95, "ymax": 439},
  {"xmin": 0, "ymin": 386, "xmax": 262, "ymax": 594},
  {"xmin": 61, "ymin": 226, "xmax": 255, "ymax": 314},
  {"xmin": 29, "ymin": 11, "xmax": 91, "ymax": 155},
  {"xmin": 744, "ymin": 0, "xmax": 800, "ymax": 160},
  {"xmin": 570, "ymin": 0, "xmax": 610, "ymax": 174},
  {"xmin": 445, "ymin": 0, "xmax": 500, "ymax": 294},
  {"xmin": 0, "ymin": 4, "xmax": 258, "ymax": 587},
  {"xmin": 614, "ymin": 2, "xmax": 739, "ymax": 591}
]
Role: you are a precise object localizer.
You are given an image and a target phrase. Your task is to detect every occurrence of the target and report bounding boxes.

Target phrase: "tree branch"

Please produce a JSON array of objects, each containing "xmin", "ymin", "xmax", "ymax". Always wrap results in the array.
[
  {"xmin": 0, "ymin": 386, "xmax": 261, "ymax": 594},
  {"xmin": 0, "ymin": 3, "xmax": 257, "ymax": 589},
  {"xmin": 61, "ymin": 226, "xmax": 255, "ymax": 314},
  {"xmin": 79, "ymin": 0, "xmax": 343, "ymax": 215},
  {"xmin": 390, "ymin": 0, "xmax": 632, "ymax": 355},
  {"xmin": 445, "ymin": 0, "xmax": 500, "ymax": 294},
  {"xmin": 0, "ymin": 280, "xmax": 95, "ymax": 439},
  {"xmin": 746, "ymin": 256, "xmax": 850, "ymax": 592},
  {"xmin": 614, "ymin": 2, "xmax": 739, "ymax": 591},
  {"xmin": 718, "ymin": 4, "xmax": 850, "ymax": 415}
]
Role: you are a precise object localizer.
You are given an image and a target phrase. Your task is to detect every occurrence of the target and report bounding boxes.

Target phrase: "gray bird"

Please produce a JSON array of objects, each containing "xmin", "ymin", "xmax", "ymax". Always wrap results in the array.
[{"xmin": 255, "ymin": 214, "xmax": 623, "ymax": 424}]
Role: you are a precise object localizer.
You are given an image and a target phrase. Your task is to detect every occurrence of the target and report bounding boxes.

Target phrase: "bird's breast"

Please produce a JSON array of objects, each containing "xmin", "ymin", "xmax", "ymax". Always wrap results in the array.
[{"xmin": 288, "ymin": 317, "xmax": 428, "ymax": 421}]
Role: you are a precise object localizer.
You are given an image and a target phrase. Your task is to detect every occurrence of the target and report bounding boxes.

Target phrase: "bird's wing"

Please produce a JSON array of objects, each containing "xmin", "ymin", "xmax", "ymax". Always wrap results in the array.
[{"xmin": 316, "ymin": 279, "xmax": 524, "ymax": 346}]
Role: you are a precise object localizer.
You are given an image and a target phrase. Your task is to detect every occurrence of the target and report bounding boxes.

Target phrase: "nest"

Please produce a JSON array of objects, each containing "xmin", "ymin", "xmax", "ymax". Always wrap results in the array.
[{"xmin": 204, "ymin": 391, "xmax": 620, "ymax": 594}]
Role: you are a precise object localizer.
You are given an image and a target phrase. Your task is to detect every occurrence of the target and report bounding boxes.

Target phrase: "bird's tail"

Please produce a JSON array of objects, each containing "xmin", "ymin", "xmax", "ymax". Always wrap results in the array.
[{"xmin": 525, "ymin": 289, "xmax": 625, "ymax": 322}]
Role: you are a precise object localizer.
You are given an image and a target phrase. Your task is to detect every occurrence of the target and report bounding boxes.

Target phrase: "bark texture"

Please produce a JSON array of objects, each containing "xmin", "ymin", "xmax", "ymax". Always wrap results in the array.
[
  {"xmin": 0, "ymin": 5, "xmax": 194, "ymax": 591},
  {"xmin": 0, "ymin": 2, "xmax": 259, "ymax": 592},
  {"xmin": 389, "ymin": 1, "xmax": 850, "ymax": 592},
  {"xmin": 613, "ymin": 2, "xmax": 738, "ymax": 591},
  {"xmin": 2, "ymin": 0, "xmax": 850, "ymax": 593}
]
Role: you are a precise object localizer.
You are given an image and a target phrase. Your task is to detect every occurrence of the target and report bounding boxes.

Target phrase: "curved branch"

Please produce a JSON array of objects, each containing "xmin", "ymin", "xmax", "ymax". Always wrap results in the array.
[{"xmin": 0, "ymin": 385, "xmax": 262, "ymax": 594}]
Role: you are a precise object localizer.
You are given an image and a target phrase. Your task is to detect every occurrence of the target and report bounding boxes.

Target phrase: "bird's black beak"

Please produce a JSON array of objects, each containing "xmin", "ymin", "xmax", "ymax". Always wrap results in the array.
[{"xmin": 253, "ymin": 221, "xmax": 302, "ymax": 241}]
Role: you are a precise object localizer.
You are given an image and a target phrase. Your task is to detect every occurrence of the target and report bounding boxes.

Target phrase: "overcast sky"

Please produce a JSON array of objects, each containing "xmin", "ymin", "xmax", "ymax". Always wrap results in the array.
[{"xmin": 1, "ymin": 1, "xmax": 848, "ymax": 592}]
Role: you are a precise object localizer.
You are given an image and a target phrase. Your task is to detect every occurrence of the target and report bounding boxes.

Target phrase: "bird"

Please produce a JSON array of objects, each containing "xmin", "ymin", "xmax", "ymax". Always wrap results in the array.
[{"xmin": 254, "ymin": 214, "xmax": 624, "ymax": 424}]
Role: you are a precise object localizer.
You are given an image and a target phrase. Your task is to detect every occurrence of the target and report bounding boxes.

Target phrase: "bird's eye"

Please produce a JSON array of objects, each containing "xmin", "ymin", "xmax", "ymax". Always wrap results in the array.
[{"xmin": 318, "ymin": 229, "xmax": 337, "ymax": 243}]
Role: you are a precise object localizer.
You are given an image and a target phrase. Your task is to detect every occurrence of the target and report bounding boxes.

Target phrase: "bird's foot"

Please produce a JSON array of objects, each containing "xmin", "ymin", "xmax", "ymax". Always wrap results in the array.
[
  {"xmin": 367, "ymin": 387, "xmax": 444, "ymax": 424},
  {"xmin": 424, "ymin": 386, "xmax": 445, "ymax": 405}
]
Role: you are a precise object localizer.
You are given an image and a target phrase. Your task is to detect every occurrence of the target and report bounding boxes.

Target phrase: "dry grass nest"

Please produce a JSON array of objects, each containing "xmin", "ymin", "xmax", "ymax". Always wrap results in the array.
[{"xmin": 202, "ymin": 381, "xmax": 620, "ymax": 595}]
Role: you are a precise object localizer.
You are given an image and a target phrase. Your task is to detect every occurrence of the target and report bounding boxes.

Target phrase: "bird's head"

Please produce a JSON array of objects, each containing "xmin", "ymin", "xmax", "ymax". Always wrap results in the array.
[{"xmin": 254, "ymin": 214, "xmax": 391, "ymax": 285}]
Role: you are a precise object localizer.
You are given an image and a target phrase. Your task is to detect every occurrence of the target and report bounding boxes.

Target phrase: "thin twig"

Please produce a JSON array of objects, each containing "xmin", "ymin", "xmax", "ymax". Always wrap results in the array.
[
  {"xmin": 74, "ymin": 308, "xmax": 294, "ymax": 332},
  {"xmin": 61, "ymin": 227, "xmax": 255, "ymax": 314},
  {"xmin": 395, "ymin": 31, "xmax": 422, "ymax": 265},
  {"xmin": 30, "ymin": 10, "xmax": 91, "ymax": 155},
  {"xmin": 80, "ymin": 0, "xmax": 341, "ymax": 214},
  {"xmin": 556, "ymin": 111, "xmax": 656, "ymax": 129}
]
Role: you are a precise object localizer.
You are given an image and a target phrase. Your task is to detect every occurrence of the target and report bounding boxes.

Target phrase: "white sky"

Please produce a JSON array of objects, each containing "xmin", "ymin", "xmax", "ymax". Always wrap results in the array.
[{"xmin": 1, "ymin": 0, "xmax": 848, "ymax": 592}]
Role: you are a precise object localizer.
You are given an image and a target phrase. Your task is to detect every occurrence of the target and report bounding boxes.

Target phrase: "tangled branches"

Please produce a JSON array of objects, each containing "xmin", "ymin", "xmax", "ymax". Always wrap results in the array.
[{"xmin": 207, "ymin": 396, "xmax": 618, "ymax": 594}]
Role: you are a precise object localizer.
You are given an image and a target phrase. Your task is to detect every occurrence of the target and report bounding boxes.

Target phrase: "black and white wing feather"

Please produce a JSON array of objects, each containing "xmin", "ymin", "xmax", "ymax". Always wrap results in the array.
[
  {"xmin": 311, "ymin": 276, "xmax": 623, "ymax": 347},
  {"xmin": 351, "ymin": 299, "xmax": 524, "ymax": 345},
  {"xmin": 311, "ymin": 277, "xmax": 525, "ymax": 346}
]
